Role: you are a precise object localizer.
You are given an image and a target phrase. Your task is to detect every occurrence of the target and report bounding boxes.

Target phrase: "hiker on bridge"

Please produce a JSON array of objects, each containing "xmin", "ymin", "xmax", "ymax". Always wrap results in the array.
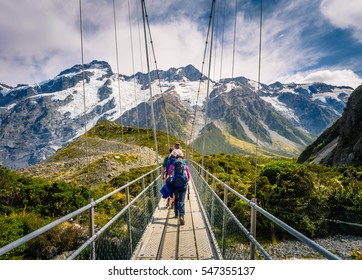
[
  {"xmin": 162, "ymin": 147, "xmax": 174, "ymax": 207},
  {"xmin": 167, "ymin": 142, "xmax": 190, "ymax": 225}
]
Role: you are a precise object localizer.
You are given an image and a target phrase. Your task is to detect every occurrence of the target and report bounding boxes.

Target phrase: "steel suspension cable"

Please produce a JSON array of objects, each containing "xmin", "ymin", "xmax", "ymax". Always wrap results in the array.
[
  {"xmin": 212, "ymin": 0, "xmax": 218, "ymax": 81},
  {"xmin": 78, "ymin": 0, "xmax": 90, "ymax": 186},
  {"xmin": 136, "ymin": 0, "xmax": 144, "ymax": 72},
  {"xmin": 134, "ymin": 0, "xmax": 152, "ymax": 153},
  {"xmin": 127, "ymin": 0, "xmax": 141, "ymax": 142},
  {"xmin": 112, "ymin": 0, "xmax": 124, "ymax": 140},
  {"xmin": 143, "ymin": 5, "xmax": 171, "ymax": 149},
  {"xmin": 141, "ymin": 0, "xmax": 159, "ymax": 166},
  {"xmin": 254, "ymin": 0, "xmax": 263, "ymax": 198},
  {"xmin": 160, "ymin": 94, "xmax": 171, "ymax": 149},
  {"xmin": 231, "ymin": 0, "xmax": 238, "ymax": 80},
  {"xmin": 219, "ymin": 0, "xmax": 226, "ymax": 80},
  {"xmin": 201, "ymin": 0, "xmax": 216, "ymax": 168},
  {"xmin": 186, "ymin": 0, "xmax": 216, "ymax": 160}
]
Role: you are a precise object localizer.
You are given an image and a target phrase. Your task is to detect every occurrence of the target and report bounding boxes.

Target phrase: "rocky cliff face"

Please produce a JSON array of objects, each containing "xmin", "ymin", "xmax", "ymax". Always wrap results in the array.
[
  {"xmin": 119, "ymin": 88, "xmax": 193, "ymax": 140},
  {"xmin": 298, "ymin": 85, "xmax": 362, "ymax": 166}
]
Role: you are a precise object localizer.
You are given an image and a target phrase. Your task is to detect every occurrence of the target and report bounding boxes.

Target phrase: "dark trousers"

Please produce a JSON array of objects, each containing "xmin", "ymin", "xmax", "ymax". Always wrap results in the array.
[{"xmin": 173, "ymin": 184, "xmax": 187, "ymax": 216}]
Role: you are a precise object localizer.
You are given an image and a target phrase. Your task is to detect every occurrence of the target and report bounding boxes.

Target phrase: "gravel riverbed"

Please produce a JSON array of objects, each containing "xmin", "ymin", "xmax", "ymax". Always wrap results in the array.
[{"xmin": 266, "ymin": 235, "xmax": 362, "ymax": 259}]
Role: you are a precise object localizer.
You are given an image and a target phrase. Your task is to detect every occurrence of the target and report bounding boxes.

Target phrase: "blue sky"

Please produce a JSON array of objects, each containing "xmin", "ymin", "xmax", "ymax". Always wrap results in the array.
[{"xmin": 0, "ymin": 0, "xmax": 361, "ymax": 88}]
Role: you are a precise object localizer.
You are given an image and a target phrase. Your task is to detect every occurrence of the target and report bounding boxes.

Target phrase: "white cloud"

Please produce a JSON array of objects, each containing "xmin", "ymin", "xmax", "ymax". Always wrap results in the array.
[
  {"xmin": 147, "ymin": 19, "xmax": 205, "ymax": 70},
  {"xmin": 278, "ymin": 69, "xmax": 362, "ymax": 88},
  {"xmin": 320, "ymin": 0, "xmax": 362, "ymax": 41},
  {"xmin": 0, "ymin": 0, "xmax": 361, "ymax": 90},
  {"xmin": 217, "ymin": 1, "xmax": 323, "ymax": 84},
  {"xmin": 0, "ymin": 0, "xmax": 81, "ymax": 86},
  {"xmin": 0, "ymin": 0, "xmax": 207, "ymax": 86}
]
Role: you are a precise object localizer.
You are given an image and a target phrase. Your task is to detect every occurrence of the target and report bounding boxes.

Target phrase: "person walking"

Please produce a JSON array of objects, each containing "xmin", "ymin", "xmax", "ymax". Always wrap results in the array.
[
  {"xmin": 167, "ymin": 153, "xmax": 190, "ymax": 225},
  {"xmin": 161, "ymin": 148, "xmax": 173, "ymax": 207}
]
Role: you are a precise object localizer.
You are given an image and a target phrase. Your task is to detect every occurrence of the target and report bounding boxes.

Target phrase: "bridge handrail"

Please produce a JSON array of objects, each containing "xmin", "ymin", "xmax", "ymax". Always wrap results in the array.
[
  {"xmin": 0, "ymin": 166, "xmax": 161, "ymax": 257},
  {"xmin": 191, "ymin": 166, "xmax": 271, "ymax": 259},
  {"xmin": 191, "ymin": 160, "xmax": 341, "ymax": 260},
  {"xmin": 67, "ymin": 172, "xmax": 161, "ymax": 259}
]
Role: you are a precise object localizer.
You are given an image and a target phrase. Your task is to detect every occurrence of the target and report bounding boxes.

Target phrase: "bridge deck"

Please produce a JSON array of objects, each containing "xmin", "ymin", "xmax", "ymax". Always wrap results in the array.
[{"xmin": 132, "ymin": 178, "xmax": 219, "ymax": 260}]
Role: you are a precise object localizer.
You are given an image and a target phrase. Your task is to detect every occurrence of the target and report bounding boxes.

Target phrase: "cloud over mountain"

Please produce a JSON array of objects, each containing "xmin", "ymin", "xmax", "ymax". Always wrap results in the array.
[
  {"xmin": 279, "ymin": 69, "xmax": 361, "ymax": 89},
  {"xmin": 321, "ymin": 0, "xmax": 362, "ymax": 42},
  {"xmin": 0, "ymin": 0, "xmax": 361, "ymax": 88}
]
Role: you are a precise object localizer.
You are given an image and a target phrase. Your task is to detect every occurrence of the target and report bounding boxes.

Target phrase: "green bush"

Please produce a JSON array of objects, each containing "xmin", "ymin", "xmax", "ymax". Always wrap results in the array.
[
  {"xmin": 0, "ymin": 163, "xmax": 160, "ymax": 259},
  {"xmin": 0, "ymin": 212, "xmax": 47, "ymax": 260},
  {"xmin": 0, "ymin": 169, "xmax": 90, "ymax": 217},
  {"xmin": 202, "ymin": 155, "xmax": 362, "ymax": 240},
  {"xmin": 351, "ymin": 249, "xmax": 362, "ymax": 260}
]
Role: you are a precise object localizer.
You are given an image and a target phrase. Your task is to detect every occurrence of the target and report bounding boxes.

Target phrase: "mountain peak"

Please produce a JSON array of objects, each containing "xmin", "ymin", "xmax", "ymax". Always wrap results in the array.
[
  {"xmin": 123, "ymin": 64, "xmax": 203, "ymax": 90},
  {"xmin": 0, "ymin": 83, "xmax": 13, "ymax": 95},
  {"xmin": 268, "ymin": 81, "xmax": 284, "ymax": 89},
  {"xmin": 160, "ymin": 65, "xmax": 203, "ymax": 82},
  {"xmin": 58, "ymin": 60, "xmax": 113, "ymax": 77}
]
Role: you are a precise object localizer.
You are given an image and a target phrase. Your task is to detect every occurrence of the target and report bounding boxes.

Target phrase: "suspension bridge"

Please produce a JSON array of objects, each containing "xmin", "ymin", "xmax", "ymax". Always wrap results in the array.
[
  {"xmin": 0, "ymin": 161, "xmax": 342, "ymax": 260},
  {"xmin": 0, "ymin": 0, "xmax": 355, "ymax": 261}
]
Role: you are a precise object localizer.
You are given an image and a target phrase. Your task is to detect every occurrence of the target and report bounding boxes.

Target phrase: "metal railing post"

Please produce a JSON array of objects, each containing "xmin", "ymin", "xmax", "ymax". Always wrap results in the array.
[
  {"xmin": 89, "ymin": 198, "xmax": 95, "ymax": 260},
  {"xmin": 211, "ymin": 177, "xmax": 215, "ymax": 228},
  {"xmin": 221, "ymin": 186, "xmax": 228, "ymax": 257},
  {"xmin": 126, "ymin": 185, "xmax": 133, "ymax": 256},
  {"xmin": 142, "ymin": 177, "xmax": 148, "ymax": 223},
  {"xmin": 149, "ymin": 172, "xmax": 159, "ymax": 211},
  {"xmin": 250, "ymin": 198, "xmax": 257, "ymax": 259}
]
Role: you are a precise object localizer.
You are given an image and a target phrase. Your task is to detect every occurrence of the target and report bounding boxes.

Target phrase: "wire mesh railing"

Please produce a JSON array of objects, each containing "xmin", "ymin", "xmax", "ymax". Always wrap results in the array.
[
  {"xmin": 0, "ymin": 167, "xmax": 162, "ymax": 260},
  {"xmin": 190, "ymin": 163, "xmax": 271, "ymax": 260},
  {"xmin": 70, "ymin": 172, "xmax": 161, "ymax": 260},
  {"xmin": 190, "ymin": 161, "xmax": 341, "ymax": 260}
]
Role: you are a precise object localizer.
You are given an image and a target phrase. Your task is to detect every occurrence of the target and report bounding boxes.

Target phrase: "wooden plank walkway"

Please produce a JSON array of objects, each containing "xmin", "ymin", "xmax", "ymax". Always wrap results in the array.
[{"xmin": 132, "ymin": 177, "xmax": 220, "ymax": 260}]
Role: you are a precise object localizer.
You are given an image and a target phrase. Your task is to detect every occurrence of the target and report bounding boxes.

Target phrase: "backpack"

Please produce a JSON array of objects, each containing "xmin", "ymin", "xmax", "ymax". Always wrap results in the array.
[{"xmin": 170, "ymin": 158, "xmax": 188, "ymax": 188}]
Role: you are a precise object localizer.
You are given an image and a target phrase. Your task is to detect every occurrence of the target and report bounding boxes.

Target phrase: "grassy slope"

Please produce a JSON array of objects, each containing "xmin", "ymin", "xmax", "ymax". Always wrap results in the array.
[{"xmin": 191, "ymin": 123, "xmax": 299, "ymax": 158}]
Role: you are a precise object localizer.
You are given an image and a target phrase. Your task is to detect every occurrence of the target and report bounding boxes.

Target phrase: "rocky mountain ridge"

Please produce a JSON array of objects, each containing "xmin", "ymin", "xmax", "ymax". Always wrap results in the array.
[
  {"xmin": 298, "ymin": 85, "xmax": 362, "ymax": 166},
  {"xmin": 0, "ymin": 60, "xmax": 354, "ymax": 169}
]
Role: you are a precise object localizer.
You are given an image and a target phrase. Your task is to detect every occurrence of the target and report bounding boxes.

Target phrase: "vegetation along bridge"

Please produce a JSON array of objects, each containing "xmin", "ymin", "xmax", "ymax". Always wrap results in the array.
[{"xmin": 0, "ymin": 162, "xmax": 341, "ymax": 260}]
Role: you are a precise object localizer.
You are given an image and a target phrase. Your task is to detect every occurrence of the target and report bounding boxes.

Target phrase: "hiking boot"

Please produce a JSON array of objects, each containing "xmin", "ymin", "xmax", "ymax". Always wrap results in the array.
[
  {"xmin": 174, "ymin": 213, "xmax": 178, "ymax": 218},
  {"xmin": 166, "ymin": 197, "xmax": 170, "ymax": 207},
  {"xmin": 180, "ymin": 216, "xmax": 185, "ymax": 225}
]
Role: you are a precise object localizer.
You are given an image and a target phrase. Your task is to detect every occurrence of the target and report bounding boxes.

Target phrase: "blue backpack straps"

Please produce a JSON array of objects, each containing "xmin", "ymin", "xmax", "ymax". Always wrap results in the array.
[{"xmin": 171, "ymin": 158, "xmax": 187, "ymax": 188}]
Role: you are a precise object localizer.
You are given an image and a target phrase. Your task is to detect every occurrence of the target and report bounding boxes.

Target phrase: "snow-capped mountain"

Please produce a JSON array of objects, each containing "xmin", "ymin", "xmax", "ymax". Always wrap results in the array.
[
  {"xmin": 259, "ymin": 82, "xmax": 353, "ymax": 136},
  {"xmin": 0, "ymin": 60, "xmax": 354, "ymax": 169}
]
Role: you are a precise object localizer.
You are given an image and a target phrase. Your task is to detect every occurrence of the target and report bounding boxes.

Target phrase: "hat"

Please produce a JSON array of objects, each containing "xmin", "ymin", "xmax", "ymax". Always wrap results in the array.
[
  {"xmin": 174, "ymin": 142, "xmax": 180, "ymax": 146},
  {"xmin": 170, "ymin": 149, "xmax": 184, "ymax": 158}
]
